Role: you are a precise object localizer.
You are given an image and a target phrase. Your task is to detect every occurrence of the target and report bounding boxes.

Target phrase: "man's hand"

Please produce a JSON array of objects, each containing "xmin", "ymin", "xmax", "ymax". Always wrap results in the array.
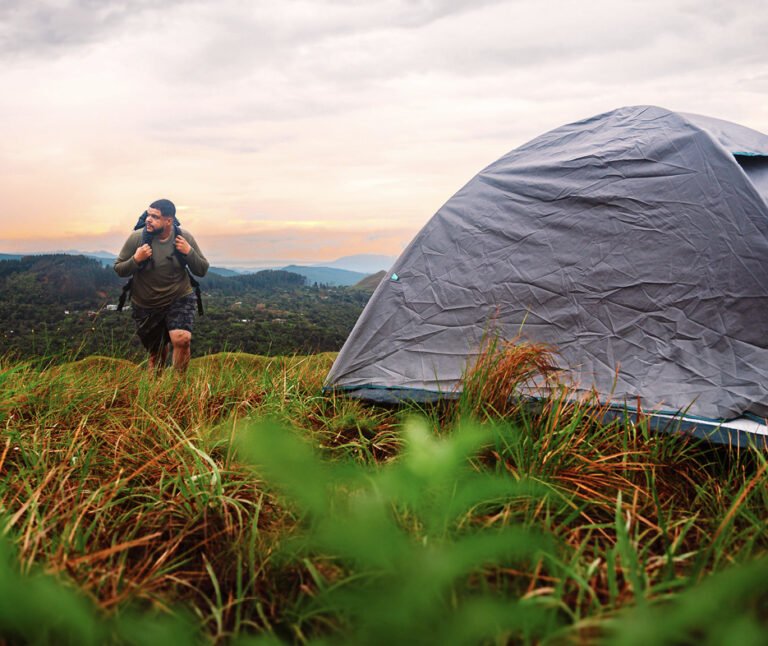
[
  {"xmin": 175, "ymin": 235, "xmax": 191, "ymax": 255},
  {"xmin": 134, "ymin": 244, "xmax": 152, "ymax": 263}
]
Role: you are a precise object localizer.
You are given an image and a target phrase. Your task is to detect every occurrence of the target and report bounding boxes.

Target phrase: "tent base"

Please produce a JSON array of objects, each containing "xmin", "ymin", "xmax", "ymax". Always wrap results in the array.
[
  {"xmin": 598, "ymin": 408, "xmax": 768, "ymax": 448},
  {"xmin": 325, "ymin": 385, "xmax": 768, "ymax": 447}
]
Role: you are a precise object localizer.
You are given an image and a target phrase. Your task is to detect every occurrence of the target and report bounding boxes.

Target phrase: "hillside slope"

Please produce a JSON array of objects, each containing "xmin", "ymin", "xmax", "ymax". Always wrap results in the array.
[
  {"xmin": 0, "ymin": 255, "xmax": 369, "ymax": 361},
  {"xmin": 0, "ymin": 351, "xmax": 766, "ymax": 643},
  {"xmin": 281, "ymin": 265, "xmax": 367, "ymax": 286},
  {"xmin": 352, "ymin": 270, "xmax": 387, "ymax": 292}
]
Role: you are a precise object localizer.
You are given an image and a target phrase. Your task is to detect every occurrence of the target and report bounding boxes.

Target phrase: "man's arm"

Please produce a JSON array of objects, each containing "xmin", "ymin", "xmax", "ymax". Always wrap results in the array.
[
  {"xmin": 114, "ymin": 233, "xmax": 142, "ymax": 277},
  {"xmin": 178, "ymin": 231, "xmax": 209, "ymax": 277}
]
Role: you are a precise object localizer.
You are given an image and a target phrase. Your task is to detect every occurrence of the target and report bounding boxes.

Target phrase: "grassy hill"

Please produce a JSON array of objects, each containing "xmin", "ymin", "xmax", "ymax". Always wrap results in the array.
[
  {"xmin": 352, "ymin": 269, "xmax": 387, "ymax": 292},
  {"xmin": 1, "ymin": 345, "xmax": 767, "ymax": 643}
]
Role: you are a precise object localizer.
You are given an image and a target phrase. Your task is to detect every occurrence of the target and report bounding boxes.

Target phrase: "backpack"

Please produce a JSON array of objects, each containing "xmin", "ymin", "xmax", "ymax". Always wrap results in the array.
[{"xmin": 117, "ymin": 211, "xmax": 204, "ymax": 314}]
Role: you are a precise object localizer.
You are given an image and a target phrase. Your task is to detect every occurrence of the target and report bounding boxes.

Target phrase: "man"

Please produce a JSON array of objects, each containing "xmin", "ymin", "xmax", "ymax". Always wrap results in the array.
[{"xmin": 114, "ymin": 199, "xmax": 209, "ymax": 371}]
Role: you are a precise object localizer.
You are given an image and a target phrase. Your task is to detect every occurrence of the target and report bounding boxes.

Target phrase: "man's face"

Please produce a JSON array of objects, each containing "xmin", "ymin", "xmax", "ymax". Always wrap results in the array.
[{"xmin": 145, "ymin": 207, "xmax": 172, "ymax": 233}]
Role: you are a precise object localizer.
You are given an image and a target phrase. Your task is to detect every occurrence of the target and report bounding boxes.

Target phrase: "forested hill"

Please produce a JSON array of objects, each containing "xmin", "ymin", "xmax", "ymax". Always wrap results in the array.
[
  {"xmin": 0, "ymin": 254, "xmax": 312, "ymax": 305},
  {"xmin": 0, "ymin": 254, "xmax": 121, "ymax": 307},
  {"xmin": 200, "ymin": 268, "xmax": 306, "ymax": 293},
  {"xmin": 0, "ymin": 254, "xmax": 370, "ymax": 361}
]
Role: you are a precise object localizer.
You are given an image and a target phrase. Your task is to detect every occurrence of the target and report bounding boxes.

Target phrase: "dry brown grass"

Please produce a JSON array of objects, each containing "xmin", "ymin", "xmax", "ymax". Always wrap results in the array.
[
  {"xmin": 2, "ymin": 347, "xmax": 767, "ymax": 642},
  {"xmin": 457, "ymin": 335, "xmax": 560, "ymax": 418},
  {"xmin": 446, "ymin": 337, "xmax": 768, "ymax": 624}
]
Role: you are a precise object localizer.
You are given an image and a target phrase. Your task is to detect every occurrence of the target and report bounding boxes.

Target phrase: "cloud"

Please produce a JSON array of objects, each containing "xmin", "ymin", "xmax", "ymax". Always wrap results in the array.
[
  {"xmin": 5, "ymin": 0, "xmax": 766, "ymax": 89},
  {"xmin": 0, "ymin": 0, "xmax": 502, "ymax": 61},
  {"xmin": 0, "ymin": 0, "xmax": 170, "ymax": 57},
  {"xmin": 1, "ymin": 0, "xmax": 767, "ymax": 266},
  {"xmin": 9, "ymin": 0, "xmax": 764, "ymax": 132},
  {"xmin": 192, "ymin": 225, "xmax": 418, "ymax": 264}
]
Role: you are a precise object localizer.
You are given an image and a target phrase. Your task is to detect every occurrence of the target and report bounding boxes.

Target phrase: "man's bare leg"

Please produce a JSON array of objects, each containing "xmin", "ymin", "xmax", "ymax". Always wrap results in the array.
[
  {"xmin": 169, "ymin": 329, "xmax": 192, "ymax": 372},
  {"xmin": 148, "ymin": 342, "xmax": 169, "ymax": 372}
]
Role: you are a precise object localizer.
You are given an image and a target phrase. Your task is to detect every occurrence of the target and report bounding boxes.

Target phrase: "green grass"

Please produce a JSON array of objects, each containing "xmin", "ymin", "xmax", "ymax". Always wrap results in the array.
[{"xmin": 0, "ymin": 344, "xmax": 767, "ymax": 644}]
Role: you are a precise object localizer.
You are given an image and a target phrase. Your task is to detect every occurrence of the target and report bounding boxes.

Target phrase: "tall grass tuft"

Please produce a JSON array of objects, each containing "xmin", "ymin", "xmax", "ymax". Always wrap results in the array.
[
  {"xmin": 457, "ymin": 334, "xmax": 559, "ymax": 419},
  {"xmin": 443, "ymin": 336, "xmax": 768, "ymax": 637}
]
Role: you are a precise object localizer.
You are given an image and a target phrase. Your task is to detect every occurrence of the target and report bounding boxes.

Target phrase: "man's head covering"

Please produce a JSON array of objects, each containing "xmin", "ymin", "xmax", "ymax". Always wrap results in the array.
[{"xmin": 149, "ymin": 198, "xmax": 176, "ymax": 218}]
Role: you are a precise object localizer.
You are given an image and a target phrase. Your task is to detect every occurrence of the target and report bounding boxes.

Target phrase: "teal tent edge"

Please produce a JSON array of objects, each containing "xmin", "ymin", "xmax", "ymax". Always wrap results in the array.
[{"xmin": 323, "ymin": 383, "xmax": 768, "ymax": 447}]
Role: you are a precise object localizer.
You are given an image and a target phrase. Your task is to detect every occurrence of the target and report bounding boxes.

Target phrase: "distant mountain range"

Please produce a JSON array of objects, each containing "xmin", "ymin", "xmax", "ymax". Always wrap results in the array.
[
  {"xmin": 311, "ymin": 254, "xmax": 396, "ymax": 274},
  {"xmin": 0, "ymin": 251, "xmax": 119, "ymax": 267},
  {"xmin": 60, "ymin": 249, "xmax": 116, "ymax": 259},
  {"xmin": 0, "ymin": 250, "xmax": 397, "ymax": 286},
  {"xmin": 206, "ymin": 266, "xmax": 243, "ymax": 277},
  {"xmin": 281, "ymin": 254, "xmax": 397, "ymax": 287},
  {"xmin": 282, "ymin": 265, "xmax": 367, "ymax": 287}
]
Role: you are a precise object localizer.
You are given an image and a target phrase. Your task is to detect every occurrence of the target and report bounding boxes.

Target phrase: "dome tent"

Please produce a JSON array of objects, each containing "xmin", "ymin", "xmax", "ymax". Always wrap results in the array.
[{"xmin": 325, "ymin": 105, "xmax": 768, "ymax": 443}]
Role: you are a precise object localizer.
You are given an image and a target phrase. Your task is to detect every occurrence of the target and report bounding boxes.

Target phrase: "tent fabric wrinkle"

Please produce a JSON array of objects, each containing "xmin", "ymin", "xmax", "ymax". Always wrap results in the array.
[{"xmin": 325, "ymin": 105, "xmax": 768, "ymax": 431}]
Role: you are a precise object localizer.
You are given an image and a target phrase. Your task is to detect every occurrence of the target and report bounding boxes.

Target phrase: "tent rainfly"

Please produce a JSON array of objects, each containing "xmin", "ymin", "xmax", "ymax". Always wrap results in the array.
[{"xmin": 324, "ymin": 105, "xmax": 768, "ymax": 445}]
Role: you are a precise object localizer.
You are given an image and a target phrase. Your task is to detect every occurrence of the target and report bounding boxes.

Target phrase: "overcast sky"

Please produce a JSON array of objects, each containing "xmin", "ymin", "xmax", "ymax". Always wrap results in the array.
[{"xmin": 1, "ymin": 0, "xmax": 766, "ymax": 265}]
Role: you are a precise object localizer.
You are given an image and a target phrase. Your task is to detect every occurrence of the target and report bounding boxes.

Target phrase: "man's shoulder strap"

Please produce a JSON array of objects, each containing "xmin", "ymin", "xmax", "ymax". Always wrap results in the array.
[
  {"xmin": 173, "ymin": 224, "xmax": 188, "ymax": 266},
  {"xmin": 174, "ymin": 224, "xmax": 204, "ymax": 315},
  {"xmin": 118, "ymin": 277, "xmax": 132, "ymax": 311}
]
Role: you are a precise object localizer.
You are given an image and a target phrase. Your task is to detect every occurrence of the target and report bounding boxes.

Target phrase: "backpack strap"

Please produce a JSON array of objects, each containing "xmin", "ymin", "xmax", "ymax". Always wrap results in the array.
[
  {"xmin": 174, "ymin": 223, "xmax": 204, "ymax": 315},
  {"xmin": 118, "ymin": 228, "xmax": 150, "ymax": 311},
  {"xmin": 117, "ymin": 278, "xmax": 132, "ymax": 312},
  {"xmin": 187, "ymin": 270, "xmax": 204, "ymax": 315}
]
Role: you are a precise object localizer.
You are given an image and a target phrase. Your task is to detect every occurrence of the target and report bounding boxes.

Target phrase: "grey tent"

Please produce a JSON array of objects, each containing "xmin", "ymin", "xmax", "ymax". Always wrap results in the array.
[{"xmin": 325, "ymin": 105, "xmax": 768, "ymax": 443}]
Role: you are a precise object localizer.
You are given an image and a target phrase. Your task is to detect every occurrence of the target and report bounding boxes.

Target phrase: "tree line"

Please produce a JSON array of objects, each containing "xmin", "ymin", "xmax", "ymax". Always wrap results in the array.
[{"xmin": 0, "ymin": 255, "xmax": 371, "ymax": 362}]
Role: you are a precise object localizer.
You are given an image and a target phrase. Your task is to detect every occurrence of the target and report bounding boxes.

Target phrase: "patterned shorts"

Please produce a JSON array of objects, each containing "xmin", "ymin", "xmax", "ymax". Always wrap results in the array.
[{"xmin": 131, "ymin": 293, "xmax": 196, "ymax": 352}]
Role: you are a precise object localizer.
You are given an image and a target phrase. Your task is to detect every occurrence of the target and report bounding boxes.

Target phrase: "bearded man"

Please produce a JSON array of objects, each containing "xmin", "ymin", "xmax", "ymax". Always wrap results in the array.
[{"xmin": 114, "ymin": 198, "xmax": 209, "ymax": 371}]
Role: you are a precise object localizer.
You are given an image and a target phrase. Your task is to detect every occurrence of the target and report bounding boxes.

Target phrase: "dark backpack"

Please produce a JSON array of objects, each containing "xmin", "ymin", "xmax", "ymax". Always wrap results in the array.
[{"xmin": 117, "ymin": 211, "xmax": 204, "ymax": 314}]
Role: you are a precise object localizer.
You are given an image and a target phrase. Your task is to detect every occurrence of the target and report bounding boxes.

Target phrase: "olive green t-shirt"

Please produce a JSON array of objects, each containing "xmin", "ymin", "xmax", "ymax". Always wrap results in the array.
[{"xmin": 114, "ymin": 229, "xmax": 209, "ymax": 309}]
